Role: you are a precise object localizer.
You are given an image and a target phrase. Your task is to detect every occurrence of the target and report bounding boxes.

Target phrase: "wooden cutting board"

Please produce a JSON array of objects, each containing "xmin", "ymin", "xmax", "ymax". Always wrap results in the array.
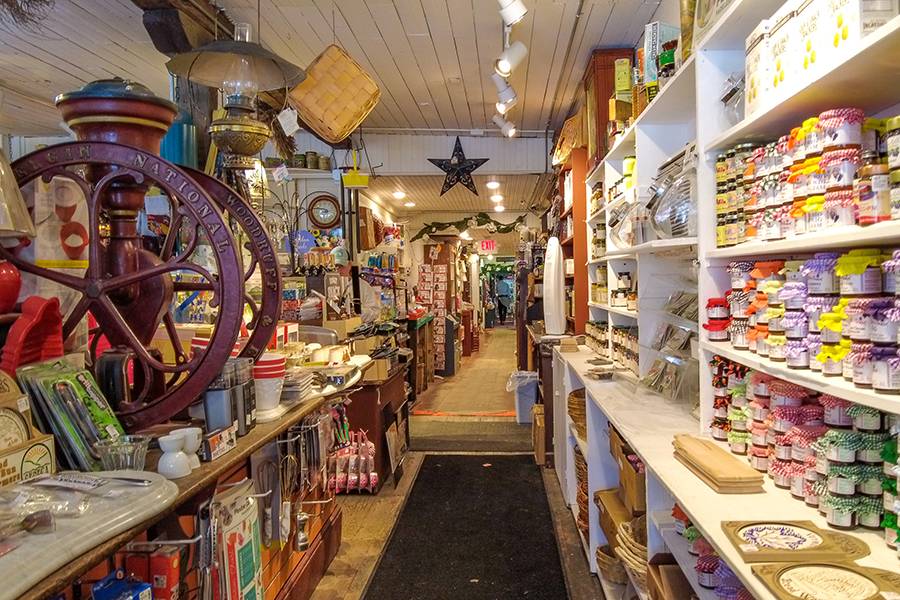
[
  {"xmin": 674, "ymin": 452, "xmax": 764, "ymax": 494},
  {"xmin": 673, "ymin": 434, "xmax": 763, "ymax": 491}
]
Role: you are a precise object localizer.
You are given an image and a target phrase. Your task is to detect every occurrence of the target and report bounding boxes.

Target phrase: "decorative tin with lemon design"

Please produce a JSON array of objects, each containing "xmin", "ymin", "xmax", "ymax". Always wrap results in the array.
[
  {"xmin": 744, "ymin": 19, "xmax": 772, "ymax": 117},
  {"xmin": 767, "ymin": 7, "xmax": 796, "ymax": 93},
  {"xmin": 826, "ymin": 0, "xmax": 898, "ymax": 59}
]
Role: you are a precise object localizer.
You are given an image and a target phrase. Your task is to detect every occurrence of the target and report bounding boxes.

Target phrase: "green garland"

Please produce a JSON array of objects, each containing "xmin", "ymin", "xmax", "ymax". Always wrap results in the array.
[
  {"xmin": 481, "ymin": 263, "xmax": 514, "ymax": 276},
  {"xmin": 410, "ymin": 212, "xmax": 526, "ymax": 242}
]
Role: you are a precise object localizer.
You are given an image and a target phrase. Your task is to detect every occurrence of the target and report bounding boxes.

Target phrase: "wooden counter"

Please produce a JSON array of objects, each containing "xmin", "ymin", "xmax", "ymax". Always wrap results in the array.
[{"xmin": 18, "ymin": 374, "xmax": 360, "ymax": 600}]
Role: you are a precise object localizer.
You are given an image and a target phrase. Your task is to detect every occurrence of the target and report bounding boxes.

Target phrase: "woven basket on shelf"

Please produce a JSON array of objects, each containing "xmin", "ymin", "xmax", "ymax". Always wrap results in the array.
[
  {"xmin": 567, "ymin": 388, "xmax": 587, "ymax": 439},
  {"xmin": 595, "ymin": 545, "xmax": 628, "ymax": 585},
  {"xmin": 288, "ymin": 44, "xmax": 380, "ymax": 144},
  {"xmin": 614, "ymin": 546, "xmax": 648, "ymax": 593}
]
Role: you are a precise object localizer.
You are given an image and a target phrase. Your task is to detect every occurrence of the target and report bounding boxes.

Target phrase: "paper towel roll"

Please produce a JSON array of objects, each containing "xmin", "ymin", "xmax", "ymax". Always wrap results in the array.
[{"xmin": 544, "ymin": 236, "xmax": 566, "ymax": 335}]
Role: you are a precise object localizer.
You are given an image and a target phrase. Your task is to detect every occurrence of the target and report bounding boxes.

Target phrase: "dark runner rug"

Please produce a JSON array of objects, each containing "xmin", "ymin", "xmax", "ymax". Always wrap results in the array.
[{"xmin": 364, "ymin": 454, "xmax": 567, "ymax": 600}]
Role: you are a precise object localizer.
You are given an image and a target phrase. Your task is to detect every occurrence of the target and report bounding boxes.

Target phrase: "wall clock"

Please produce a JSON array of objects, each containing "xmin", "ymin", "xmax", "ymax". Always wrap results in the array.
[{"xmin": 308, "ymin": 194, "xmax": 341, "ymax": 230}]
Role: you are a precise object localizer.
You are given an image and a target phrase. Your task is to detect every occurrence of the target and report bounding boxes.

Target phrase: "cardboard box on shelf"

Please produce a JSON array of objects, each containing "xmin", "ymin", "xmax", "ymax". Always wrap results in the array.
[
  {"xmin": 595, "ymin": 488, "xmax": 631, "ymax": 551},
  {"xmin": 362, "ymin": 358, "xmax": 391, "ymax": 383},
  {"xmin": 609, "ymin": 98, "xmax": 633, "ymax": 122},
  {"xmin": 643, "ymin": 22, "xmax": 680, "ymax": 83},
  {"xmin": 647, "ymin": 554, "xmax": 693, "ymax": 600},
  {"xmin": 0, "ymin": 433, "xmax": 56, "ymax": 488},
  {"xmin": 323, "ymin": 315, "xmax": 362, "ymax": 339},
  {"xmin": 532, "ymin": 403, "xmax": 546, "ymax": 465},
  {"xmin": 609, "ymin": 424, "xmax": 646, "ymax": 515},
  {"xmin": 614, "ymin": 57, "xmax": 633, "ymax": 92},
  {"xmin": 619, "ymin": 452, "xmax": 647, "ymax": 516}
]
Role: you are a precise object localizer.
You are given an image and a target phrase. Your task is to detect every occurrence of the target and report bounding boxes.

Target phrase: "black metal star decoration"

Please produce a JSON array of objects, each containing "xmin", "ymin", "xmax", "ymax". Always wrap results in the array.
[{"xmin": 428, "ymin": 136, "xmax": 489, "ymax": 196}]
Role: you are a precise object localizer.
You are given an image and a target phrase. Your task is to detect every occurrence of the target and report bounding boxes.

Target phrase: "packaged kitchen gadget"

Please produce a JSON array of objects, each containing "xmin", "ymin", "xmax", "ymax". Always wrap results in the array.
[{"xmin": 16, "ymin": 359, "xmax": 125, "ymax": 471}]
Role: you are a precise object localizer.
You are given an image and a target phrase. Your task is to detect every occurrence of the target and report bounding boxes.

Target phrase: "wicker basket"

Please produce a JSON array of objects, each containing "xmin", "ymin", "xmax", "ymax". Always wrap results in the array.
[
  {"xmin": 567, "ymin": 389, "xmax": 587, "ymax": 440},
  {"xmin": 288, "ymin": 44, "xmax": 380, "ymax": 144},
  {"xmin": 595, "ymin": 545, "xmax": 628, "ymax": 585},
  {"xmin": 614, "ymin": 545, "xmax": 649, "ymax": 594},
  {"xmin": 617, "ymin": 520, "xmax": 648, "ymax": 559}
]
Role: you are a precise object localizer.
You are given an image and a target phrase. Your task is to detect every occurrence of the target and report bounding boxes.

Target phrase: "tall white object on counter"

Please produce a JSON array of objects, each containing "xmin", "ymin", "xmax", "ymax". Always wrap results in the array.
[{"xmin": 544, "ymin": 236, "xmax": 567, "ymax": 335}]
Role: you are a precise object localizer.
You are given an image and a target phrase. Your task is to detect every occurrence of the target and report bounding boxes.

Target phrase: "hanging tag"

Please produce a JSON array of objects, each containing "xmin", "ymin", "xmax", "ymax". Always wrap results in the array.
[
  {"xmin": 277, "ymin": 107, "xmax": 300, "ymax": 136},
  {"xmin": 273, "ymin": 164, "xmax": 290, "ymax": 183}
]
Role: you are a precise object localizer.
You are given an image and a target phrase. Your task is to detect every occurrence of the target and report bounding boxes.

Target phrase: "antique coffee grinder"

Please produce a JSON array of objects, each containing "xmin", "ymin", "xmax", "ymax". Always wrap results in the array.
[{"xmin": 2, "ymin": 78, "xmax": 282, "ymax": 430}]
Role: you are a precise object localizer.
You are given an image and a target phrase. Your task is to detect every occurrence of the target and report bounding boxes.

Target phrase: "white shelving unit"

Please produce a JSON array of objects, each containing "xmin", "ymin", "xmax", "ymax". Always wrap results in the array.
[
  {"xmin": 554, "ymin": 346, "xmax": 899, "ymax": 600},
  {"xmin": 561, "ymin": 0, "xmax": 900, "ymax": 597}
]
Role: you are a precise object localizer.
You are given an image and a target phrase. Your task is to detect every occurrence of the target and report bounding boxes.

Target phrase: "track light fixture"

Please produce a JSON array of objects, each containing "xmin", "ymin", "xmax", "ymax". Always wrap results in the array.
[
  {"xmin": 497, "ymin": 0, "xmax": 528, "ymax": 26},
  {"xmin": 494, "ymin": 41, "xmax": 527, "ymax": 77},
  {"xmin": 491, "ymin": 73, "xmax": 518, "ymax": 115},
  {"xmin": 492, "ymin": 114, "xmax": 517, "ymax": 138}
]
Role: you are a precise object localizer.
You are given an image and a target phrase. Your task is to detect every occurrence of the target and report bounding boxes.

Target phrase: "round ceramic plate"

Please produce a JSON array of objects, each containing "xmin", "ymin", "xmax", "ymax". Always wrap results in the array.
[
  {"xmin": 0, "ymin": 407, "xmax": 30, "ymax": 451},
  {"xmin": 737, "ymin": 523, "xmax": 824, "ymax": 550},
  {"xmin": 777, "ymin": 565, "xmax": 879, "ymax": 599}
]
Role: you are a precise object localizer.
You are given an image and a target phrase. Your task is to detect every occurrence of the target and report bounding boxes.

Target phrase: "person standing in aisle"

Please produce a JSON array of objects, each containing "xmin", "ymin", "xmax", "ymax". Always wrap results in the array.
[{"xmin": 497, "ymin": 276, "xmax": 511, "ymax": 325}]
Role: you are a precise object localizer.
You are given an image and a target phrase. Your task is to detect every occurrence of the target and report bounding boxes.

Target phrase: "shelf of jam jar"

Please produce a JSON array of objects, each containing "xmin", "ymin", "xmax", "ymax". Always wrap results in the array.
[
  {"xmin": 706, "ymin": 15, "xmax": 900, "ymax": 152},
  {"xmin": 706, "ymin": 220, "xmax": 900, "ymax": 259},
  {"xmin": 699, "ymin": 340, "xmax": 900, "ymax": 415},
  {"xmin": 657, "ymin": 524, "xmax": 720, "ymax": 600}
]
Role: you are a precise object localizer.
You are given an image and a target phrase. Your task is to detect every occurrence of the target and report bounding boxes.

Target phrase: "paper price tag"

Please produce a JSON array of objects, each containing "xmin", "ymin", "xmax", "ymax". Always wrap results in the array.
[
  {"xmin": 277, "ymin": 107, "xmax": 300, "ymax": 136},
  {"xmin": 273, "ymin": 164, "xmax": 290, "ymax": 183}
]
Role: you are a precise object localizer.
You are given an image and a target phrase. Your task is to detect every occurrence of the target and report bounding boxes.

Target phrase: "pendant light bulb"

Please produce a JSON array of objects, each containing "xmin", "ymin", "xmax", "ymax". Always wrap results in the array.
[
  {"xmin": 494, "ymin": 41, "xmax": 528, "ymax": 77},
  {"xmin": 492, "ymin": 114, "xmax": 517, "ymax": 137},
  {"xmin": 498, "ymin": 0, "xmax": 528, "ymax": 26}
]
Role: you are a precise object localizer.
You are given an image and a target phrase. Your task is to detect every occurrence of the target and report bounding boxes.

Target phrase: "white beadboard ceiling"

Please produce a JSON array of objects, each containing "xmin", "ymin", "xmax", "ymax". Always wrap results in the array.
[
  {"xmin": 0, "ymin": 0, "xmax": 170, "ymax": 135},
  {"xmin": 363, "ymin": 173, "xmax": 550, "ymax": 214},
  {"xmin": 221, "ymin": 0, "xmax": 661, "ymax": 132},
  {"xmin": 1, "ymin": 0, "xmax": 663, "ymax": 215},
  {"xmin": 0, "ymin": 0, "xmax": 662, "ymax": 135}
]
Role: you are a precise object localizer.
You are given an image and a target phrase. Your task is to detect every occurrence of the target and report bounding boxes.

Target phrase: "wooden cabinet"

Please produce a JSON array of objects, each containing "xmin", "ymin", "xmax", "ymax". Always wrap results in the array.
[
  {"xmin": 406, "ymin": 315, "xmax": 434, "ymax": 401},
  {"xmin": 583, "ymin": 48, "xmax": 635, "ymax": 171},
  {"xmin": 344, "ymin": 368, "xmax": 409, "ymax": 492}
]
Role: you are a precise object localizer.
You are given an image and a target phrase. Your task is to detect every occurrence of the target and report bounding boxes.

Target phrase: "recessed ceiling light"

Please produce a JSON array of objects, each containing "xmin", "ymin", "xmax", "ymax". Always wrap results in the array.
[
  {"xmin": 490, "ymin": 194, "xmax": 504, "ymax": 203},
  {"xmin": 459, "ymin": 230, "xmax": 472, "ymax": 240},
  {"xmin": 404, "ymin": 201, "xmax": 416, "ymax": 207},
  {"xmin": 392, "ymin": 191, "xmax": 406, "ymax": 200},
  {"xmin": 486, "ymin": 181, "xmax": 501, "ymax": 190},
  {"xmin": 494, "ymin": 205, "xmax": 505, "ymax": 213}
]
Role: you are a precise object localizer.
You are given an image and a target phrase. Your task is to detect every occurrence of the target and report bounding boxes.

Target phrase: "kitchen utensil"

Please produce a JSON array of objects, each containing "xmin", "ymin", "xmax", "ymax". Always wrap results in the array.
[
  {"xmin": 94, "ymin": 435, "xmax": 150, "ymax": 470},
  {"xmin": 256, "ymin": 460, "xmax": 277, "ymax": 546}
]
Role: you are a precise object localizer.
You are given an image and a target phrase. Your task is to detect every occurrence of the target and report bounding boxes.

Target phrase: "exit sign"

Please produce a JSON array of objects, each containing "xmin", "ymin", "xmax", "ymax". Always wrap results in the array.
[{"xmin": 480, "ymin": 239, "xmax": 496, "ymax": 253}]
